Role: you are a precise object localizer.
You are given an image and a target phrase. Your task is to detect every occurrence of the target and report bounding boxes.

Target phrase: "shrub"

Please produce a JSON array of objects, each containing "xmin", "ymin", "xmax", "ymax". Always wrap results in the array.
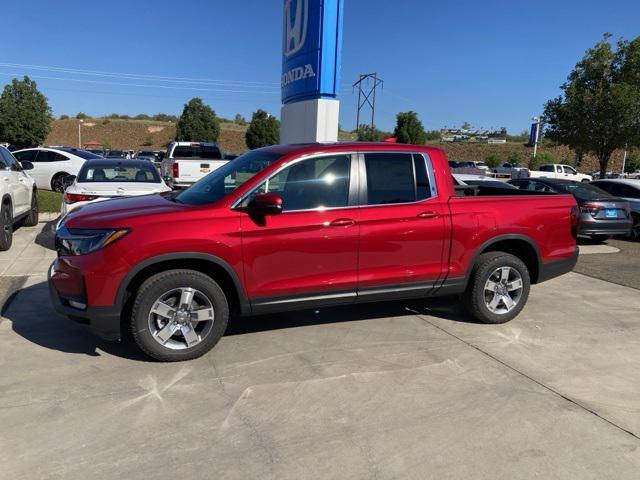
[
  {"xmin": 528, "ymin": 151, "xmax": 556, "ymax": 170},
  {"xmin": 484, "ymin": 154, "xmax": 501, "ymax": 168}
]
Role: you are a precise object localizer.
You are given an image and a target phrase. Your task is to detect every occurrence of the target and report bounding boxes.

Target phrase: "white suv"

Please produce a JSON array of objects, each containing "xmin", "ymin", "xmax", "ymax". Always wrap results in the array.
[
  {"xmin": 0, "ymin": 146, "xmax": 38, "ymax": 250},
  {"xmin": 12, "ymin": 147, "xmax": 103, "ymax": 192}
]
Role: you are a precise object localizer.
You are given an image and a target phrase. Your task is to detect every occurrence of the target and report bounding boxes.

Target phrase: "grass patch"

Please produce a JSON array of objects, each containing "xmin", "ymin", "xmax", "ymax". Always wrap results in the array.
[{"xmin": 37, "ymin": 190, "xmax": 62, "ymax": 213}]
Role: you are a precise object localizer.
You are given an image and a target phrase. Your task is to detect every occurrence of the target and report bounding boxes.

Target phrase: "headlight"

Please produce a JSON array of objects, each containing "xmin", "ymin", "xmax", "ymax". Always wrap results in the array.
[{"xmin": 55, "ymin": 226, "xmax": 129, "ymax": 256}]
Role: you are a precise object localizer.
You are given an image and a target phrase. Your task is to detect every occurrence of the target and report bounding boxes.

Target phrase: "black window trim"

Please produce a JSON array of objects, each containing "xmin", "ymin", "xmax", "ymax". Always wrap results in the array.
[
  {"xmin": 358, "ymin": 151, "xmax": 438, "ymax": 207},
  {"xmin": 232, "ymin": 151, "xmax": 360, "ymax": 213}
]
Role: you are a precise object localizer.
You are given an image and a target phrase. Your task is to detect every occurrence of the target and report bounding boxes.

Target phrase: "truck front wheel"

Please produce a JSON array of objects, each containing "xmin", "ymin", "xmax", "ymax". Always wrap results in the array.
[
  {"xmin": 131, "ymin": 269, "xmax": 229, "ymax": 361},
  {"xmin": 463, "ymin": 252, "xmax": 530, "ymax": 324}
]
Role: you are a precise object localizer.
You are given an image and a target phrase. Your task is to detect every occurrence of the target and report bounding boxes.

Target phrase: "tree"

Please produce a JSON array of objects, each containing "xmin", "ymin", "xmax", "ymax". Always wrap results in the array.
[
  {"xmin": 234, "ymin": 113, "xmax": 246, "ymax": 125},
  {"xmin": 461, "ymin": 121, "xmax": 471, "ymax": 130},
  {"xmin": 507, "ymin": 152, "xmax": 523, "ymax": 165},
  {"xmin": 175, "ymin": 97, "xmax": 220, "ymax": 142},
  {"xmin": 484, "ymin": 154, "xmax": 501, "ymax": 168},
  {"xmin": 357, "ymin": 124, "xmax": 382, "ymax": 141},
  {"xmin": 543, "ymin": 34, "xmax": 640, "ymax": 178},
  {"xmin": 393, "ymin": 111, "xmax": 426, "ymax": 144},
  {"xmin": 76, "ymin": 112, "xmax": 89, "ymax": 119},
  {"xmin": 624, "ymin": 149, "xmax": 640, "ymax": 173},
  {"xmin": 528, "ymin": 151, "xmax": 556, "ymax": 171},
  {"xmin": 59, "ymin": 114, "xmax": 70, "ymax": 120},
  {"xmin": 245, "ymin": 109, "xmax": 279, "ymax": 149},
  {"xmin": 0, "ymin": 76, "xmax": 52, "ymax": 149}
]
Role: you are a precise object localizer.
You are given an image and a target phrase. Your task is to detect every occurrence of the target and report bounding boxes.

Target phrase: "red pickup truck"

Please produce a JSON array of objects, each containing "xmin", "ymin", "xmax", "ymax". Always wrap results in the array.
[{"xmin": 50, "ymin": 143, "xmax": 579, "ymax": 361}]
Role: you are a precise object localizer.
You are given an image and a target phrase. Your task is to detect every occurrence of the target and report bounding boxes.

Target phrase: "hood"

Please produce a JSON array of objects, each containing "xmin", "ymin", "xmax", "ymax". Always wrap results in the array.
[{"xmin": 62, "ymin": 192, "xmax": 189, "ymax": 228}]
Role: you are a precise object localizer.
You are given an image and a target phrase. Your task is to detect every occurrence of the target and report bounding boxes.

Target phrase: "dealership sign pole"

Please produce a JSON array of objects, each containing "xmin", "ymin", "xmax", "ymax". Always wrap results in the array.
[{"xmin": 280, "ymin": 0, "xmax": 344, "ymax": 143}]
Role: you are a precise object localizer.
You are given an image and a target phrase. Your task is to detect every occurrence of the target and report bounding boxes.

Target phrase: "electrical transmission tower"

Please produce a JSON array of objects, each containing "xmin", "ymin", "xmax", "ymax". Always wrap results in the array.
[{"xmin": 352, "ymin": 73, "xmax": 384, "ymax": 130}]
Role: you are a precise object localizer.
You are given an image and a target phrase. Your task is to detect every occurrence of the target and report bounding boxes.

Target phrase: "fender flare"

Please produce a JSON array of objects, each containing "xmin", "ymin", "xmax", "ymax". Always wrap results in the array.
[{"xmin": 115, "ymin": 252, "xmax": 250, "ymax": 314}]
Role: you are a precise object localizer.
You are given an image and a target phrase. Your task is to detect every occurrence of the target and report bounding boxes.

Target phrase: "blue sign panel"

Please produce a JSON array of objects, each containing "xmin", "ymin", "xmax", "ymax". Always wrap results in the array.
[
  {"xmin": 528, "ymin": 122, "xmax": 539, "ymax": 146},
  {"xmin": 281, "ymin": 0, "xmax": 344, "ymax": 104}
]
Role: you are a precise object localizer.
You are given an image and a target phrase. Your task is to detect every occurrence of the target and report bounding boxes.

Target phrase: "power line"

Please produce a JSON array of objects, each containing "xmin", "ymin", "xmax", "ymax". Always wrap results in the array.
[
  {"xmin": 0, "ymin": 72, "xmax": 280, "ymax": 95},
  {"xmin": 0, "ymin": 62, "xmax": 281, "ymax": 88}
]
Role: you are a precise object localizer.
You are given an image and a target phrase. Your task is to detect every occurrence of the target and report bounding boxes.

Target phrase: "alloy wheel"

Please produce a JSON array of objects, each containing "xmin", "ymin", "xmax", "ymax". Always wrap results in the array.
[
  {"xmin": 147, "ymin": 287, "xmax": 215, "ymax": 350},
  {"xmin": 483, "ymin": 266, "xmax": 524, "ymax": 315}
]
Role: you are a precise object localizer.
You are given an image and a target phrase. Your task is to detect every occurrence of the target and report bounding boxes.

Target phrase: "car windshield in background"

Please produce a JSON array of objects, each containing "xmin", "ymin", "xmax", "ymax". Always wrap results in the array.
[
  {"xmin": 172, "ymin": 144, "xmax": 222, "ymax": 159},
  {"xmin": 107, "ymin": 150, "xmax": 126, "ymax": 157},
  {"xmin": 60, "ymin": 148, "xmax": 103, "ymax": 160},
  {"xmin": 77, "ymin": 161, "xmax": 161, "ymax": 183},
  {"xmin": 175, "ymin": 150, "xmax": 282, "ymax": 205},
  {"xmin": 555, "ymin": 182, "xmax": 615, "ymax": 201}
]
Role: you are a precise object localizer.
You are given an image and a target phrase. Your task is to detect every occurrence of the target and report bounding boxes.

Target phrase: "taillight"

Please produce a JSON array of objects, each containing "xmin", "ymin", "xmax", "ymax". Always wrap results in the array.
[
  {"xmin": 580, "ymin": 203, "xmax": 600, "ymax": 216},
  {"xmin": 64, "ymin": 193, "xmax": 98, "ymax": 204},
  {"xmin": 172, "ymin": 162, "xmax": 179, "ymax": 178},
  {"xmin": 570, "ymin": 206, "xmax": 580, "ymax": 239}
]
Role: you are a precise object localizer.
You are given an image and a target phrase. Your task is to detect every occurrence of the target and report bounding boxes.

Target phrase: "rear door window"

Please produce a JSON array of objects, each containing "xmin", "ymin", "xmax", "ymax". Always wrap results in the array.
[
  {"xmin": 13, "ymin": 150, "xmax": 37, "ymax": 162},
  {"xmin": 364, "ymin": 153, "xmax": 421, "ymax": 205}
]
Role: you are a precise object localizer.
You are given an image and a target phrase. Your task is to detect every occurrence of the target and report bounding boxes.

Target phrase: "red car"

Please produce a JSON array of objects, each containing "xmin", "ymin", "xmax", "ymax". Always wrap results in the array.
[{"xmin": 49, "ymin": 143, "xmax": 579, "ymax": 361}]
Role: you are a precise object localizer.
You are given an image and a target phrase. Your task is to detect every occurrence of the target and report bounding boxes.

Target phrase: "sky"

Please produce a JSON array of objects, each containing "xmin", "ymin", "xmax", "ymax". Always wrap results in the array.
[{"xmin": 3, "ymin": 0, "xmax": 639, "ymax": 134}]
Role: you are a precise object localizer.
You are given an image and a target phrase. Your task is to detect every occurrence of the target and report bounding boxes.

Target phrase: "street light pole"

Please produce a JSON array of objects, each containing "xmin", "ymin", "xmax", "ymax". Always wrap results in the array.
[
  {"xmin": 78, "ymin": 119, "xmax": 84, "ymax": 148},
  {"xmin": 622, "ymin": 145, "xmax": 628, "ymax": 176}
]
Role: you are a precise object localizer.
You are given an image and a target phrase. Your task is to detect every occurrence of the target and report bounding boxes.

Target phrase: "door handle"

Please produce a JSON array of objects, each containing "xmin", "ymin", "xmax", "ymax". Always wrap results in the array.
[
  {"xmin": 417, "ymin": 211, "xmax": 439, "ymax": 219},
  {"xmin": 329, "ymin": 218, "xmax": 356, "ymax": 227}
]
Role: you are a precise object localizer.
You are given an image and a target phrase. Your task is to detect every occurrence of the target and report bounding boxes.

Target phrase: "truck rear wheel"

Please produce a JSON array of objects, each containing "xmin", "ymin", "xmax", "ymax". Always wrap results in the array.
[
  {"xmin": 463, "ymin": 252, "xmax": 530, "ymax": 324},
  {"xmin": 131, "ymin": 269, "xmax": 229, "ymax": 362}
]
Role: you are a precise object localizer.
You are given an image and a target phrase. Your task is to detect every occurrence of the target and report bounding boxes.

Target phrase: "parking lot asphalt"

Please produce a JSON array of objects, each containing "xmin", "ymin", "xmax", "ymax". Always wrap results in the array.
[
  {"xmin": 575, "ymin": 237, "xmax": 640, "ymax": 290},
  {"xmin": 1, "ymin": 271, "xmax": 640, "ymax": 479}
]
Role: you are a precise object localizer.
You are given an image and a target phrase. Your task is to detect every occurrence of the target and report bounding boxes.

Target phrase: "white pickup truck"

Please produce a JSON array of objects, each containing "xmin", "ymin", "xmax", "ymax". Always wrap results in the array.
[
  {"xmin": 162, "ymin": 142, "xmax": 229, "ymax": 189},
  {"xmin": 0, "ymin": 146, "xmax": 38, "ymax": 250},
  {"xmin": 529, "ymin": 164, "xmax": 592, "ymax": 182}
]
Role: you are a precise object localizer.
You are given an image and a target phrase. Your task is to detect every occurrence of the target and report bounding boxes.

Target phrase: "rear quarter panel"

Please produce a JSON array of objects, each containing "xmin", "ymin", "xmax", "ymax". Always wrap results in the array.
[{"xmin": 447, "ymin": 194, "xmax": 578, "ymax": 279}]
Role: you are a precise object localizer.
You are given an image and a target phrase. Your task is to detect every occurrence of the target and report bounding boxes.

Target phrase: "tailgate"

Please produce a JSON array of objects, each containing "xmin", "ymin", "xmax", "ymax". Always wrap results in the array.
[{"xmin": 175, "ymin": 159, "xmax": 228, "ymax": 182}]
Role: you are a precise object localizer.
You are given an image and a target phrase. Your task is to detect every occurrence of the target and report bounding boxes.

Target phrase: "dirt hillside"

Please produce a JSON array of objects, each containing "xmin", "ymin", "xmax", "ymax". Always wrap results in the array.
[{"xmin": 46, "ymin": 119, "xmax": 624, "ymax": 173}]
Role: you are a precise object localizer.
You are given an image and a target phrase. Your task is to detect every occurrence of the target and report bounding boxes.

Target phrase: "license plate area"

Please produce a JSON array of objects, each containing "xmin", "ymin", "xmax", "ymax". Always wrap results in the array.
[{"xmin": 605, "ymin": 208, "xmax": 617, "ymax": 218}]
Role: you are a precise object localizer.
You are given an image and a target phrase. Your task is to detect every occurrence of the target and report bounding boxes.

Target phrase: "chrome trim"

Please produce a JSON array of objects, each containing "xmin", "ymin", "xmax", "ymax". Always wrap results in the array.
[{"xmin": 253, "ymin": 291, "xmax": 356, "ymax": 306}]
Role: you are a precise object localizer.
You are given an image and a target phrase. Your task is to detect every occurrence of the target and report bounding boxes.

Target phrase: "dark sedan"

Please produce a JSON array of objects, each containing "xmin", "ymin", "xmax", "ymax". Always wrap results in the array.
[{"xmin": 508, "ymin": 178, "xmax": 632, "ymax": 241}]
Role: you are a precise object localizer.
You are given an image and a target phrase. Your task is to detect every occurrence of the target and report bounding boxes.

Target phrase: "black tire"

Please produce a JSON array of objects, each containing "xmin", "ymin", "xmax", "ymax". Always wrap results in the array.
[
  {"xmin": 463, "ymin": 252, "xmax": 530, "ymax": 324},
  {"xmin": 0, "ymin": 202, "xmax": 13, "ymax": 251},
  {"xmin": 590, "ymin": 234, "xmax": 610, "ymax": 242},
  {"xmin": 130, "ymin": 269, "xmax": 229, "ymax": 362},
  {"xmin": 51, "ymin": 173, "xmax": 69, "ymax": 193},
  {"xmin": 21, "ymin": 191, "xmax": 39, "ymax": 227}
]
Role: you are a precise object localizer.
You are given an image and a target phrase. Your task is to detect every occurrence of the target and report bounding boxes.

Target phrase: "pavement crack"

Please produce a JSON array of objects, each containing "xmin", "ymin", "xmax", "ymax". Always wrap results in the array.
[{"xmin": 413, "ymin": 312, "xmax": 640, "ymax": 442}]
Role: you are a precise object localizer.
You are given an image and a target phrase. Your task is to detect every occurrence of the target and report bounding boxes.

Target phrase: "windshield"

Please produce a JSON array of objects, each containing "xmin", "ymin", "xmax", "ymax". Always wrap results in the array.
[
  {"xmin": 172, "ymin": 144, "xmax": 222, "ymax": 159},
  {"xmin": 78, "ymin": 161, "xmax": 161, "ymax": 183},
  {"xmin": 61, "ymin": 148, "xmax": 103, "ymax": 160},
  {"xmin": 175, "ymin": 150, "xmax": 283, "ymax": 205},
  {"xmin": 555, "ymin": 182, "xmax": 614, "ymax": 201}
]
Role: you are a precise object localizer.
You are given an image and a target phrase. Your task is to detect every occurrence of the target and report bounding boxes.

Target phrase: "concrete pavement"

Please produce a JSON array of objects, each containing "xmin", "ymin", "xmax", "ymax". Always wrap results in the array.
[
  {"xmin": 0, "ymin": 218, "xmax": 639, "ymax": 479},
  {"xmin": 1, "ymin": 272, "xmax": 639, "ymax": 479}
]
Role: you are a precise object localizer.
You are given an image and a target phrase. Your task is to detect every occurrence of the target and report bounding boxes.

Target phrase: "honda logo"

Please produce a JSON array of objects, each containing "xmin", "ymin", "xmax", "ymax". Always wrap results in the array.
[{"xmin": 283, "ymin": 0, "xmax": 308, "ymax": 57}]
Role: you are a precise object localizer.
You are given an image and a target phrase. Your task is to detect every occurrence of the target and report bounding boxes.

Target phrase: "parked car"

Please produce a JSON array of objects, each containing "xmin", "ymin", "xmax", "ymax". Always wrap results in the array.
[
  {"xmin": 456, "ymin": 160, "xmax": 489, "ymax": 171},
  {"xmin": 529, "ymin": 164, "xmax": 592, "ymax": 182},
  {"xmin": 509, "ymin": 178, "xmax": 631, "ymax": 241},
  {"xmin": 161, "ymin": 141, "xmax": 228, "ymax": 189},
  {"xmin": 105, "ymin": 150, "xmax": 129, "ymax": 159},
  {"xmin": 590, "ymin": 179, "xmax": 640, "ymax": 239},
  {"xmin": 86, "ymin": 149, "xmax": 105, "ymax": 156},
  {"xmin": 492, "ymin": 163, "xmax": 529, "ymax": 178},
  {"xmin": 453, "ymin": 174, "xmax": 518, "ymax": 190},
  {"xmin": 60, "ymin": 159, "xmax": 171, "ymax": 219},
  {"xmin": 136, "ymin": 151, "xmax": 157, "ymax": 161},
  {"xmin": 12, "ymin": 147, "xmax": 103, "ymax": 192},
  {"xmin": 0, "ymin": 146, "xmax": 38, "ymax": 250},
  {"xmin": 626, "ymin": 170, "xmax": 640, "ymax": 180},
  {"xmin": 50, "ymin": 143, "xmax": 579, "ymax": 361}
]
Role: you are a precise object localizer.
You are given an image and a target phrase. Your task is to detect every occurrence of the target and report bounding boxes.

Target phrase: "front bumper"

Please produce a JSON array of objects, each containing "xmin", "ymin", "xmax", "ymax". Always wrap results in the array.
[
  {"xmin": 537, "ymin": 248, "xmax": 579, "ymax": 283},
  {"xmin": 48, "ymin": 261, "xmax": 121, "ymax": 341}
]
